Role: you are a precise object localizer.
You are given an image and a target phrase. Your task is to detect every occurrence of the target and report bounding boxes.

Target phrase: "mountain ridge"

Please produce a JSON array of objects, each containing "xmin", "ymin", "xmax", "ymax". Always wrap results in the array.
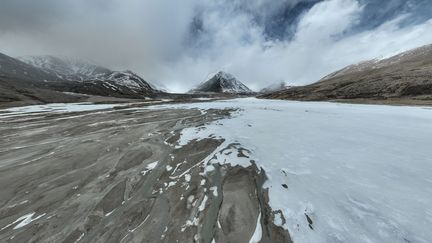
[
  {"xmin": 18, "ymin": 55, "xmax": 158, "ymax": 93},
  {"xmin": 259, "ymin": 44, "xmax": 432, "ymax": 105},
  {"xmin": 0, "ymin": 52, "xmax": 162, "ymax": 106}
]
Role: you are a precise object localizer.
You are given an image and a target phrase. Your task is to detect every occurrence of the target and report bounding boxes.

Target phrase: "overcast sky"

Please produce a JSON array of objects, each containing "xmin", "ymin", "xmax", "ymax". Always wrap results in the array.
[{"xmin": 1, "ymin": 0, "xmax": 432, "ymax": 92}]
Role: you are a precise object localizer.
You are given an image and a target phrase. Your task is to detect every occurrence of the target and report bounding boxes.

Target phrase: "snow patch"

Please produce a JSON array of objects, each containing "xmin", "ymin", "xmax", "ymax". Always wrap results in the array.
[
  {"xmin": 0, "ymin": 103, "xmax": 123, "ymax": 118},
  {"xmin": 209, "ymin": 186, "xmax": 218, "ymax": 197},
  {"xmin": 249, "ymin": 212, "xmax": 262, "ymax": 243},
  {"xmin": 1, "ymin": 212, "xmax": 46, "ymax": 231},
  {"xmin": 198, "ymin": 195, "xmax": 208, "ymax": 211}
]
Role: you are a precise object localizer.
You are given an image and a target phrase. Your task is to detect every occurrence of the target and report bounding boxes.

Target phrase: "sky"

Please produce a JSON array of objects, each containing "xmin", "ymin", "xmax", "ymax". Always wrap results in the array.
[{"xmin": 1, "ymin": 0, "xmax": 432, "ymax": 92}]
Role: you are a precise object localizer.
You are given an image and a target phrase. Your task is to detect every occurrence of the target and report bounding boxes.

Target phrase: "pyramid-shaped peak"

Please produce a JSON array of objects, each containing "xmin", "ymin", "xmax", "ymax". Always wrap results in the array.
[{"xmin": 190, "ymin": 71, "xmax": 253, "ymax": 94}]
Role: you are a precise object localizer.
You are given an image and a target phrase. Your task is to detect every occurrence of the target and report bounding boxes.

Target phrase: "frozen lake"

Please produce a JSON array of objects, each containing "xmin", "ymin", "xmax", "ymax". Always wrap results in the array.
[{"xmin": 166, "ymin": 98, "xmax": 432, "ymax": 243}]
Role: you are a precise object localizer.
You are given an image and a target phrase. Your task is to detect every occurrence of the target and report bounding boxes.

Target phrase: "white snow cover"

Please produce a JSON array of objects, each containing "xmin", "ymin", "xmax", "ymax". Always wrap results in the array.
[
  {"xmin": 249, "ymin": 212, "xmax": 262, "ymax": 243},
  {"xmin": 106, "ymin": 71, "xmax": 142, "ymax": 89},
  {"xmin": 0, "ymin": 103, "xmax": 122, "ymax": 118},
  {"xmin": 18, "ymin": 56, "xmax": 155, "ymax": 91},
  {"xmin": 18, "ymin": 56, "xmax": 106, "ymax": 80},
  {"xmin": 216, "ymin": 71, "xmax": 252, "ymax": 93},
  {"xmin": 151, "ymin": 98, "xmax": 432, "ymax": 243},
  {"xmin": 1, "ymin": 212, "xmax": 46, "ymax": 231}
]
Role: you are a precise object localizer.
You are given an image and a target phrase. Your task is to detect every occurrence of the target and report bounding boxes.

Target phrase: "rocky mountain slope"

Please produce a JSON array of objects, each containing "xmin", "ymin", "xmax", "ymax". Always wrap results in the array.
[
  {"xmin": 260, "ymin": 44, "xmax": 432, "ymax": 105},
  {"xmin": 190, "ymin": 71, "xmax": 253, "ymax": 94},
  {"xmin": 18, "ymin": 56, "xmax": 110, "ymax": 81},
  {"xmin": 0, "ymin": 53, "xmax": 161, "ymax": 106},
  {"xmin": 19, "ymin": 55, "xmax": 160, "ymax": 97},
  {"xmin": 0, "ymin": 53, "xmax": 83, "ymax": 105}
]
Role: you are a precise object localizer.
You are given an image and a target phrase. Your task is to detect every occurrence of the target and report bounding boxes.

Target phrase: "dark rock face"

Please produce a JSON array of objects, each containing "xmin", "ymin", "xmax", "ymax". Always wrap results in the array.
[
  {"xmin": 190, "ymin": 71, "xmax": 254, "ymax": 94},
  {"xmin": 260, "ymin": 44, "xmax": 432, "ymax": 104}
]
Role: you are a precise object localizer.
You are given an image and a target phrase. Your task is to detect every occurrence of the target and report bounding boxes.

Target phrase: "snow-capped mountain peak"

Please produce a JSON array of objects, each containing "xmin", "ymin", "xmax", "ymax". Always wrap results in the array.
[
  {"xmin": 214, "ymin": 71, "xmax": 235, "ymax": 81},
  {"xmin": 190, "ymin": 71, "xmax": 253, "ymax": 94}
]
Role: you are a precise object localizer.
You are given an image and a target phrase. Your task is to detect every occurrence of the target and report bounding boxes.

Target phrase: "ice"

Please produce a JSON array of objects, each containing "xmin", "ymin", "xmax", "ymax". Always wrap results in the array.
[
  {"xmin": 209, "ymin": 186, "xmax": 218, "ymax": 197},
  {"xmin": 153, "ymin": 98, "xmax": 432, "ymax": 243},
  {"xmin": 249, "ymin": 212, "xmax": 262, "ymax": 243},
  {"xmin": 0, "ymin": 103, "xmax": 123, "ymax": 118},
  {"xmin": 105, "ymin": 210, "xmax": 115, "ymax": 217},
  {"xmin": 141, "ymin": 161, "xmax": 159, "ymax": 176},
  {"xmin": 145, "ymin": 161, "xmax": 158, "ymax": 170},
  {"xmin": 1, "ymin": 212, "xmax": 46, "ymax": 231},
  {"xmin": 6, "ymin": 200, "xmax": 29, "ymax": 209},
  {"xmin": 193, "ymin": 97, "xmax": 213, "ymax": 101},
  {"xmin": 74, "ymin": 232, "xmax": 85, "ymax": 243},
  {"xmin": 198, "ymin": 195, "xmax": 208, "ymax": 211},
  {"xmin": 129, "ymin": 215, "xmax": 150, "ymax": 233}
]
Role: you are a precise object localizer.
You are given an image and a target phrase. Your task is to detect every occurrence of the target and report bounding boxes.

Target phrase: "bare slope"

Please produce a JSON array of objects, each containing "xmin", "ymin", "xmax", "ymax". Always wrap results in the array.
[
  {"xmin": 260, "ymin": 44, "xmax": 432, "ymax": 105},
  {"xmin": 0, "ymin": 53, "xmax": 83, "ymax": 105}
]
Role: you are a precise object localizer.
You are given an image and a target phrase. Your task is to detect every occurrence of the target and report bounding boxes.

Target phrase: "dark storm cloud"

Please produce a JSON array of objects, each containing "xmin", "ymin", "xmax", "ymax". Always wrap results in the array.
[
  {"xmin": 1, "ymin": 0, "xmax": 432, "ymax": 92},
  {"xmin": 0, "ymin": 0, "xmax": 116, "ymax": 33},
  {"xmin": 0, "ymin": 0, "xmax": 66, "ymax": 33}
]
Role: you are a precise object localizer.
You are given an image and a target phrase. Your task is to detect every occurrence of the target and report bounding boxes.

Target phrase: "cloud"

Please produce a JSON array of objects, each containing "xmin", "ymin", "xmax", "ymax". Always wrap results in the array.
[
  {"xmin": 1, "ymin": 0, "xmax": 432, "ymax": 92},
  {"xmin": 159, "ymin": 0, "xmax": 432, "ymax": 91}
]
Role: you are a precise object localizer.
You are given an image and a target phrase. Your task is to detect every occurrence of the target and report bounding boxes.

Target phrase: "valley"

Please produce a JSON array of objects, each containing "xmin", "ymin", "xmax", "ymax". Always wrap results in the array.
[
  {"xmin": 1, "ymin": 99, "xmax": 431, "ymax": 242},
  {"xmin": 2, "ymin": 1, "xmax": 432, "ymax": 242}
]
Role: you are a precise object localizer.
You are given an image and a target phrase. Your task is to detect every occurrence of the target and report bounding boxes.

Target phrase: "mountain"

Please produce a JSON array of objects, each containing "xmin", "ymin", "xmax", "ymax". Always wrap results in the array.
[
  {"xmin": 0, "ymin": 53, "xmax": 163, "ymax": 106},
  {"xmin": 0, "ymin": 52, "xmax": 83, "ymax": 106},
  {"xmin": 18, "ymin": 56, "xmax": 159, "ymax": 96},
  {"xmin": 0, "ymin": 53, "xmax": 61, "ymax": 83},
  {"xmin": 18, "ymin": 56, "xmax": 110, "ymax": 81},
  {"xmin": 190, "ymin": 71, "xmax": 253, "ymax": 94},
  {"xmin": 260, "ymin": 44, "xmax": 432, "ymax": 105}
]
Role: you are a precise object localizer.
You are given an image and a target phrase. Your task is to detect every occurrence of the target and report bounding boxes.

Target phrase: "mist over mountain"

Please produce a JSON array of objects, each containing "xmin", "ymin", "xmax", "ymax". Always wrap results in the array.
[
  {"xmin": 18, "ymin": 55, "xmax": 158, "ymax": 93},
  {"xmin": 1, "ymin": 0, "xmax": 432, "ymax": 92},
  {"xmin": 0, "ymin": 53, "xmax": 160, "ymax": 105},
  {"xmin": 260, "ymin": 43, "xmax": 432, "ymax": 104}
]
